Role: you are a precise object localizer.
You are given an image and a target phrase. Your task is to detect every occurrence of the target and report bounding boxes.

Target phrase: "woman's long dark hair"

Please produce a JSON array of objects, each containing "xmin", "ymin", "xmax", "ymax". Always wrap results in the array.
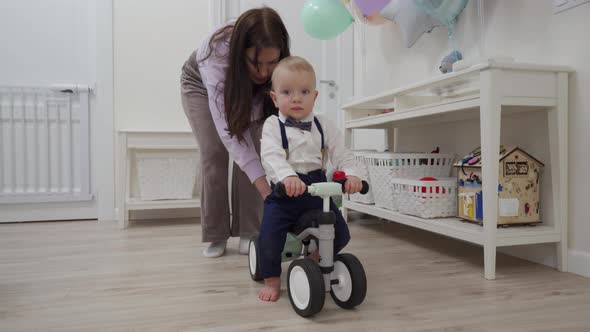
[{"xmin": 201, "ymin": 7, "xmax": 290, "ymax": 142}]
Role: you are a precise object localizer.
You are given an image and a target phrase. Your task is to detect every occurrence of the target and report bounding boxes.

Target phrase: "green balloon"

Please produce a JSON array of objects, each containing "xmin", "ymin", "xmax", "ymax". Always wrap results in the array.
[{"xmin": 301, "ymin": 0, "xmax": 354, "ymax": 40}]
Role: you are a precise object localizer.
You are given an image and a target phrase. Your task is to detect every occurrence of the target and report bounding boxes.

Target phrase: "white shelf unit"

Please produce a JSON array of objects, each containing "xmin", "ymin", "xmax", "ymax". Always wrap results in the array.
[
  {"xmin": 341, "ymin": 61, "xmax": 571, "ymax": 280},
  {"xmin": 117, "ymin": 130, "xmax": 200, "ymax": 229}
]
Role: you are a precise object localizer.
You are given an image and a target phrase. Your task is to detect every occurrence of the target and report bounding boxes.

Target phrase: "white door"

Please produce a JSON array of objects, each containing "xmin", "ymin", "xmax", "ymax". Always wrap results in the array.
[
  {"xmin": 222, "ymin": 0, "xmax": 355, "ymax": 127},
  {"xmin": 0, "ymin": 0, "xmax": 107, "ymax": 222}
]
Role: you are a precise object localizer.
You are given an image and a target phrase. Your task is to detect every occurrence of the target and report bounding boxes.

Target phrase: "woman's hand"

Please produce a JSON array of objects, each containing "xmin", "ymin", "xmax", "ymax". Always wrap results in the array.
[
  {"xmin": 344, "ymin": 176, "xmax": 363, "ymax": 194},
  {"xmin": 254, "ymin": 176, "xmax": 272, "ymax": 200},
  {"xmin": 283, "ymin": 176, "xmax": 307, "ymax": 197}
]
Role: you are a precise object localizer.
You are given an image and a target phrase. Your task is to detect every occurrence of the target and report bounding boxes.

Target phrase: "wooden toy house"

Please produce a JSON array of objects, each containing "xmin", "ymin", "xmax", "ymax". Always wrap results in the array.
[{"xmin": 454, "ymin": 147, "xmax": 543, "ymax": 225}]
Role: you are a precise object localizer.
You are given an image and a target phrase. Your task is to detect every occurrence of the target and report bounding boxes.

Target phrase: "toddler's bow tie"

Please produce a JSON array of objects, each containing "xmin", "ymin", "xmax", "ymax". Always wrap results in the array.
[{"xmin": 284, "ymin": 117, "xmax": 312, "ymax": 131}]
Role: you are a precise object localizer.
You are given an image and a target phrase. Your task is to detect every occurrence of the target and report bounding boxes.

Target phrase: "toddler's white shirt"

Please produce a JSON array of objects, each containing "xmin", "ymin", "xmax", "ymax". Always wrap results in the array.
[{"xmin": 261, "ymin": 112, "xmax": 359, "ymax": 184}]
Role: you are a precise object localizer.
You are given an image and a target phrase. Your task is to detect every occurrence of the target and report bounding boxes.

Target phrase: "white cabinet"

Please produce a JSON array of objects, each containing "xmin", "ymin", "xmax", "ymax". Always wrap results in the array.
[
  {"xmin": 116, "ymin": 130, "xmax": 200, "ymax": 229},
  {"xmin": 341, "ymin": 61, "xmax": 571, "ymax": 279}
]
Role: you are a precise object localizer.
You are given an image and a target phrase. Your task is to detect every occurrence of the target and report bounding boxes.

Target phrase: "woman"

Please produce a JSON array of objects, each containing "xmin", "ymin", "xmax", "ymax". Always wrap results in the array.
[{"xmin": 181, "ymin": 7, "xmax": 290, "ymax": 258}]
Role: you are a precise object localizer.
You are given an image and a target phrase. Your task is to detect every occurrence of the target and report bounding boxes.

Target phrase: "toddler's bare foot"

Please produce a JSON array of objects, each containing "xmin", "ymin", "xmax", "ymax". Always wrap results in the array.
[
  {"xmin": 259, "ymin": 277, "xmax": 281, "ymax": 302},
  {"xmin": 309, "ymin": 251, "xmax": 320, "ymax": 263}
]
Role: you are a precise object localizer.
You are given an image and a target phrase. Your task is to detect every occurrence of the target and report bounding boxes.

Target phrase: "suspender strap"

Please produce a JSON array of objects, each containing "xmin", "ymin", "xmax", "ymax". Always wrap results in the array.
[
  {"xmin": 278, "ymin": 116, "xmax": 327, "ymax": 169},
  {"xmin": 313, "ymin": 117, "xmax": 324, "ymax": 150},
  {"xmin": 278, "ymin": 118, "xmax": 289, "ymax": 159},
  {"xmin": 313, "ymin": 117, "xmax": 327, "ymax": 169}
]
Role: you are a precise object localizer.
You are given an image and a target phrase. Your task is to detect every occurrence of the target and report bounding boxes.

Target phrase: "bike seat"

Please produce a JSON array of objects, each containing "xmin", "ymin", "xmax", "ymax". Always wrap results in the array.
[{"xmin": 290, "ymin": 209, "xmax": 323, "ymax": 236}]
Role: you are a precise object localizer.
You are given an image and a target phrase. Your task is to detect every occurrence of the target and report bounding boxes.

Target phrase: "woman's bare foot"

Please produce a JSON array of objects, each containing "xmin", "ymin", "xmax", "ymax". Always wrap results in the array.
[{"xmin": 259, "ymin": 277, "xmax": 281, "ymax": 302}]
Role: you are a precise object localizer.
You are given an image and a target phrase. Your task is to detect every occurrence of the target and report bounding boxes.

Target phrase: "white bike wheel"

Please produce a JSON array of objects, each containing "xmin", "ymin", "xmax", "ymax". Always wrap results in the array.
[
  {"xmin": 331, "ymin": 260, "xmax": 353, "ymax": 302},
  {"xmin": 289, "ymin": 266, "xmax": 311, "ymax": 309},
  {"xmin": 287, "ymin": 258, "xmax": 325, "ymax": 317},
  {"xmin": 330, "ymin": 253, "xmax": 367, "ymax": 309},
  {"xmin": 248, "ymin": 239, "xmax": 262, "ymax": 281}
]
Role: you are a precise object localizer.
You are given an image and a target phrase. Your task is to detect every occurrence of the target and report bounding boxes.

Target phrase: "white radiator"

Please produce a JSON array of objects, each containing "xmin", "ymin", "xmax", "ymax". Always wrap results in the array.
[{"xmin": 0, "ymin": 84, "xmax": 93, "ymax": 204}]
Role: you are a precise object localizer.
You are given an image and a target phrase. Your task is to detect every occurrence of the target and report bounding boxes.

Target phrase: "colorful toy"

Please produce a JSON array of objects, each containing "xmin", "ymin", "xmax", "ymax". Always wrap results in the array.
[{"xmin": 455, "ymin": 146, "xmax": 544, "ymax": 225}]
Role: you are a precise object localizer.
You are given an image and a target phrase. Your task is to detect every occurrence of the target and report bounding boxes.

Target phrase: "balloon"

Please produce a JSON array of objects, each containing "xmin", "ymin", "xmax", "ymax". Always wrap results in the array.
[
  {"xmin": 439, "ymin": 50, "xmax": 463, "ymax": 73},
  {"xmin": 379, "ymin": 0, "xmax": 442, "ymax": 48},
  {"xmin": 413, "ymin": 0, "xmax": 469, "ymax": 26},
  {"xmin": 301, "ymin": 0, "xmax": 354, "ymax": 40},
  {"xmin": 353, "ymin": 0, "xmax": 391, "ymax": 16},
  {"xmin": 348, "ymin": 1, "xmax": 387, "ymax": 25}
]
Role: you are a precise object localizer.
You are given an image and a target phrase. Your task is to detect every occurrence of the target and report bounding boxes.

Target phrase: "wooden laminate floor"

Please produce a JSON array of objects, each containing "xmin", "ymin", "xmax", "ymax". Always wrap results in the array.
[{"xmin": 1, "ymin": 215, "xmax": 589, "ymax": 332}]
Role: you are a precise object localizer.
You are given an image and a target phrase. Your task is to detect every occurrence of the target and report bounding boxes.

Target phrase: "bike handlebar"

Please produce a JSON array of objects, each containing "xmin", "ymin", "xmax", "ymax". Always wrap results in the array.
[{"xmin": 274, "ymin": 179, "xmax": 369, "ymax": 198}]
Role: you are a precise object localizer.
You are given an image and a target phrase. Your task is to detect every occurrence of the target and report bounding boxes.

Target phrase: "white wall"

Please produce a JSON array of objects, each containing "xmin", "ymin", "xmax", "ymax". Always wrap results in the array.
[
  {"xmin": 114, "ymin": 0, "xmax": 211, "ymax": 131},
  {"xmin": 0, "ymin": 0, "xmax": 95, "ymax": 85},
  {"xmin": 0, "ymin": 0, "xmax": 116, "ymax": 222},
  {"xmin": 355, "ymin": 0, "xmax": 590, "ymax": 275}
]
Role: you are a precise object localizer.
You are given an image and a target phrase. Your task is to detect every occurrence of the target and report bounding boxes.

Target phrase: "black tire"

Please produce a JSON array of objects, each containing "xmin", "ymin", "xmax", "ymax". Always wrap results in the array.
[
  {"xmin": 248, "ymin": 238, "xmax": 263, "ymax": 282},
  {"xmin": 330, "ymin": 253, "xmax": 367, "ymax": 309},
  {"xmin": 287, "ymin": 258, "xmax": 325, "ymax": 317}
]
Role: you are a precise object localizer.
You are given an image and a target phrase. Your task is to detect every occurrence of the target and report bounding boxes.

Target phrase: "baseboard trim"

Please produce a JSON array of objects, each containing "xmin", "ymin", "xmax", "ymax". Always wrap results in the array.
[
  {"xmin": 130, "ymin": 208, "xmax": 200, "ymax": 220},
  {"xmin": 569, "ymin": 250, "xmax": 590, "ymax": 278},
  {"xmin": 496, "ymin": 246, "xmax": 590, "ymax": 279}
]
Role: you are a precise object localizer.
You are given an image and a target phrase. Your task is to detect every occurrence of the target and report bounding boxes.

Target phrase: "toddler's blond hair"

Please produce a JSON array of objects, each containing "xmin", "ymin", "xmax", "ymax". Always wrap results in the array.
[{"xmin": 271, "ymin": 56, "xmax": 316, "ymax": 89}]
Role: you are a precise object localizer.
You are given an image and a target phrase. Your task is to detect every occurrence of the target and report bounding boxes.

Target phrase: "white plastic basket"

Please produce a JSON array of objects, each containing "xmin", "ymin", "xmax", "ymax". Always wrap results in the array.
[
  {"xmin": 349, "ymin": 150, "xmax": 375, "ymax": 205},
  {"xmin": 366, "ymin": 152, "xmax": 455, "ymax": 211},
  {"xmin": 135, "ymin": 151, "xmax": 198, "ymax": 200},
  {"xmin": 392, "ymin": 177, "xmax": 457, "ymax": 219}
]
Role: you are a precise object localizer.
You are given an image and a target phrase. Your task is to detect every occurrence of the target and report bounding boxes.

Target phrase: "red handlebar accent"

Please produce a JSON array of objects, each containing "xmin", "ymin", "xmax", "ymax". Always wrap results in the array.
[{"xmin": 332, "ymin": 171, "xmax": 346, "ymax": 180}]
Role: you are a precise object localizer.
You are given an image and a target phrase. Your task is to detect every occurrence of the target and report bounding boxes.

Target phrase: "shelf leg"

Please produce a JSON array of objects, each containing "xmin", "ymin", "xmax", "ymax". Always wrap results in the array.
[
  {"xmin": 483, "ymin": 244, "xmax": 496, "ymax": 280},
  {"xmin": 343, "ymin": 126, "xmax": 353, "ymax": 224},
  {"xmin": 549, "ymin": 72, "xmax": 569, "ymax": 272},
  {"xmin": 122, "ymin": 150, "xmax": 132, "ymax": 229},
  {"xmin": 480, "ymin": 69, "xmax": 501, "ymax": 280},
  {"xmin": 119, "ymin": 208, "xmax": 129, "ymax": 229},
  {"xmin": 117, "ymin": 133, "xmax": 130, "ymax": 229}
]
